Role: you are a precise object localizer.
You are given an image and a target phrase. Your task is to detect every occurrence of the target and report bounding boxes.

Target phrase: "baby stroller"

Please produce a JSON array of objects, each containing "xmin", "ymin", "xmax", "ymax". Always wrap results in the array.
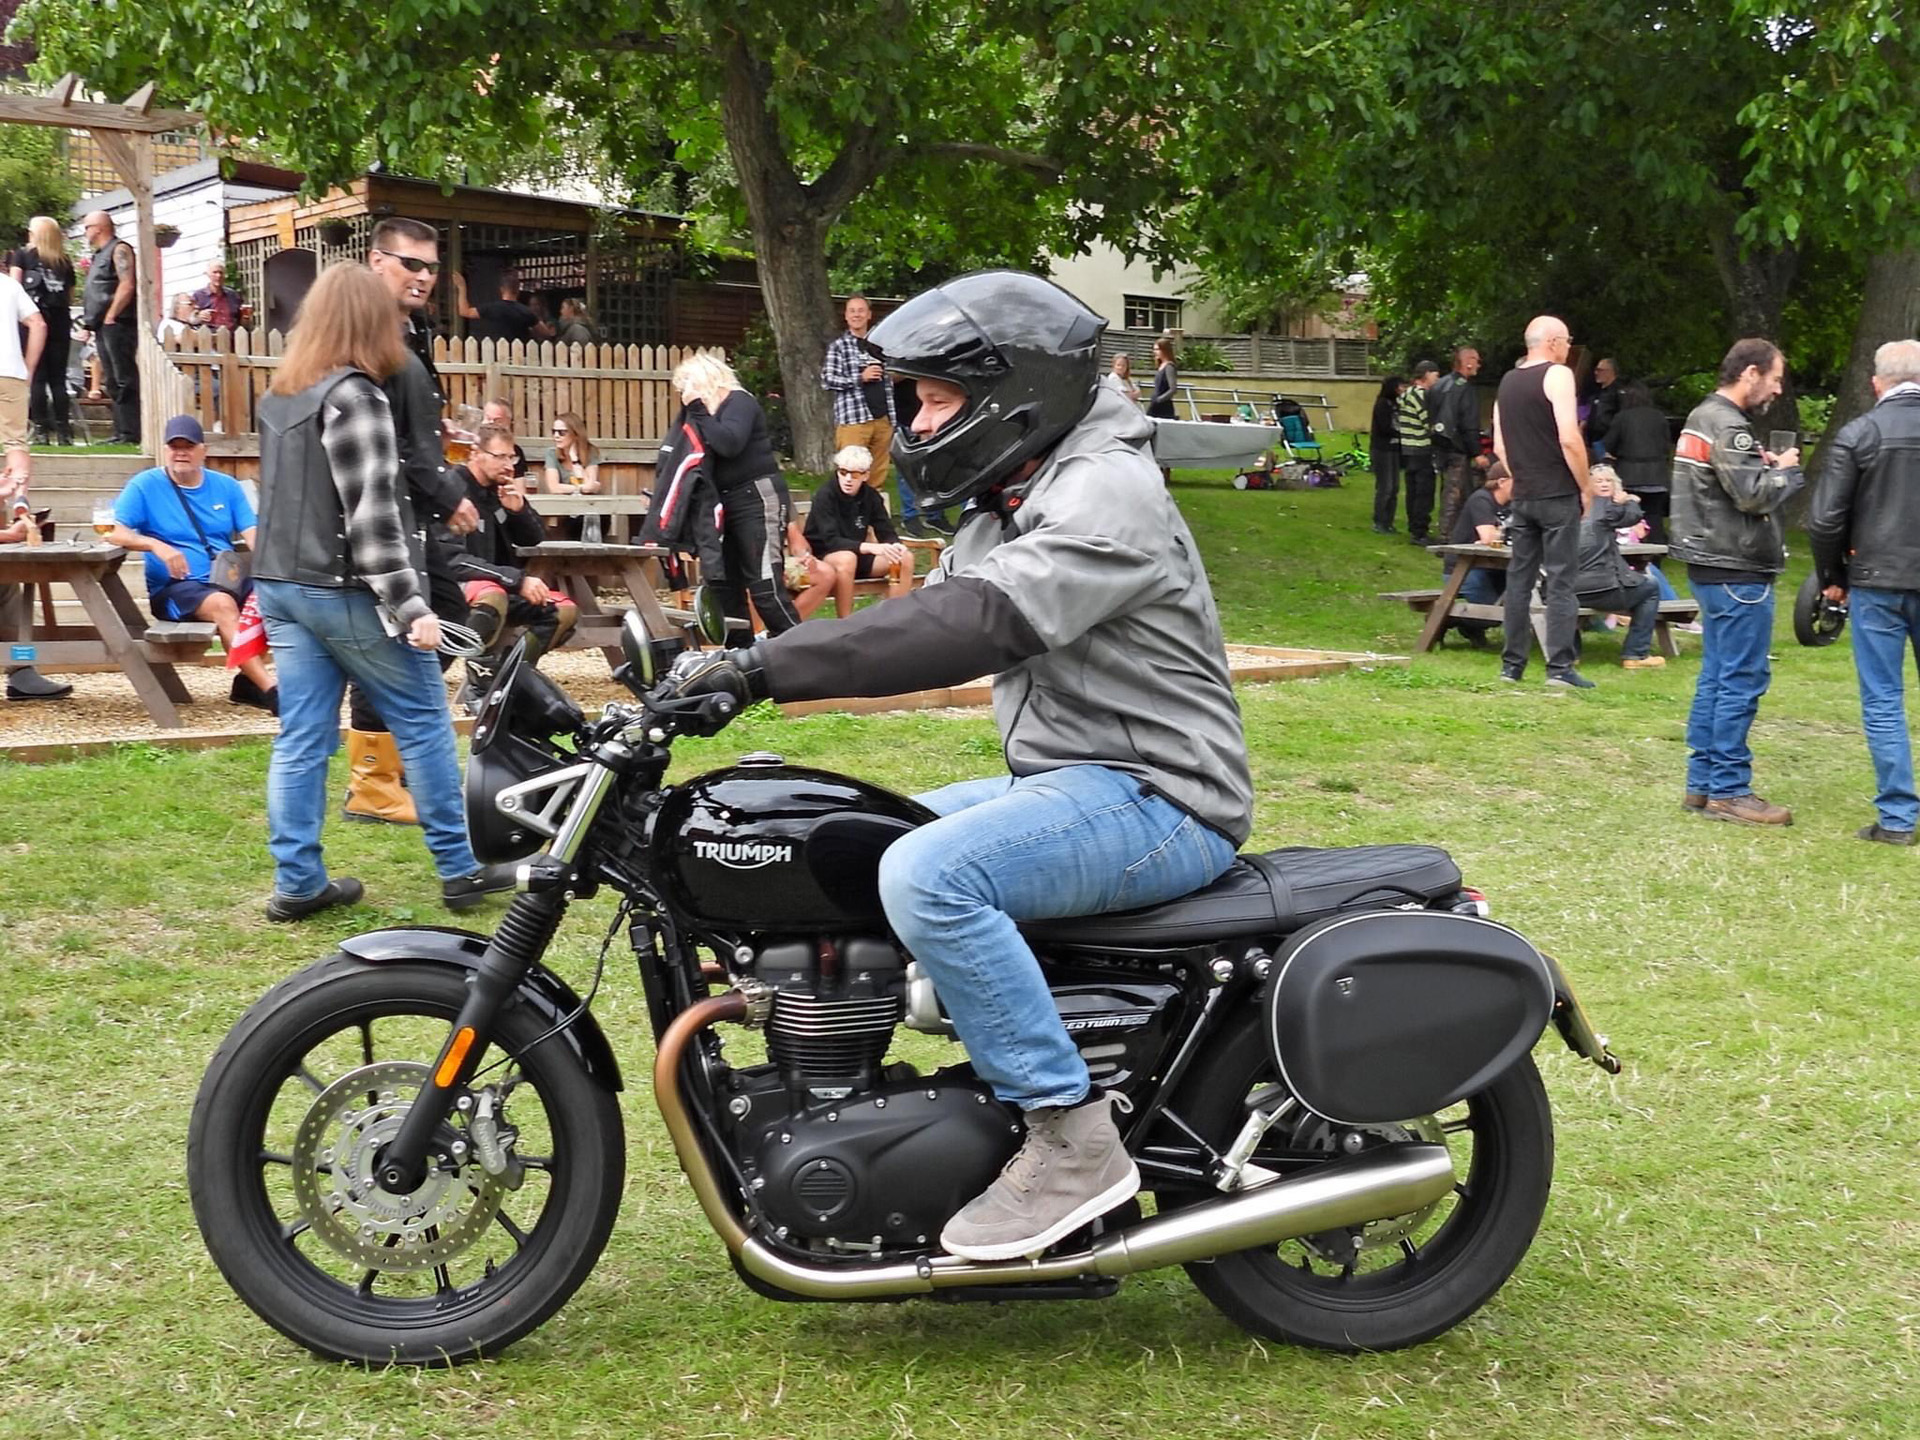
[{"xmin": 1270, "ymin": 397, "xmax": 1342, "ymax": 487}]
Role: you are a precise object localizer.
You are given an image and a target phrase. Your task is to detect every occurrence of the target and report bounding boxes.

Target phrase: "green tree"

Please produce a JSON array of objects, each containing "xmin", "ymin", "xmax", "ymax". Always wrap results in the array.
[
  {"xmin": 15, "ymin": 0, "xmax": 1338, "ymax": 467},
  {"xmin": 0, "ymin": 122, "xmax": 79, "ymax": 252}
]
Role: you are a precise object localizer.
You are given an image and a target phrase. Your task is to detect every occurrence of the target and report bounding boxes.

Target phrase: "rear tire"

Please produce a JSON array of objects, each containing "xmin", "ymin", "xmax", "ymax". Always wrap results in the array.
[
  {"xmin": 188, "ymin": 954, "xmax": 625, "ymax": 1363},
  {"xmin": 1167, "ymin": 1015, "xmax": 1552, "ymax": 1351}
]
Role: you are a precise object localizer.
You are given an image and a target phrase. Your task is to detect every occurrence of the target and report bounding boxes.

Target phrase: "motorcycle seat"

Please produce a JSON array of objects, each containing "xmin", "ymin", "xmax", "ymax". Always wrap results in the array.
[{"xmin": 1021, "ymin": 844, "xmax": 1463, "ymax": 949}]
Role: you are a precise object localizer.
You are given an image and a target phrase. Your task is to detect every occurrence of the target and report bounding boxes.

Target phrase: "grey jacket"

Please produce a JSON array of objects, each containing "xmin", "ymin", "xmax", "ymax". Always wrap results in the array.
[
  {"xmin": 758, "ymin": 386, "xmax": 1254, "ymax": 844},
  {"xmin": 1575, "ymin": 494, "xmax": 1644, "ymax": 594},
  {"xmin": 1668, "ymin": 394, "xmax": 1804, "ymax": 575}
]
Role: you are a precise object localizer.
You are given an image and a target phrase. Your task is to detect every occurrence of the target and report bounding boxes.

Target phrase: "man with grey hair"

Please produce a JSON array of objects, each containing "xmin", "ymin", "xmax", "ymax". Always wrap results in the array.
[
  {"xmin": 1493, "ymin": 315, "xmax": 1592, "ymax": 689},
  {"xmin": 77, "ymin": 211, "xmax": 139, "ymax": 444},
  {"xmin": 1808, "ymin": 338, "xmax": 1920, "ymax": 845}
]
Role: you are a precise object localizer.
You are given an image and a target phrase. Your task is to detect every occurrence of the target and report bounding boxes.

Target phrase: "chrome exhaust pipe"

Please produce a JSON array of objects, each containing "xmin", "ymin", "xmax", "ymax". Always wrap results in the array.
[
  {"xmin": 655, "ymin": 987, "xmax": 1456, "ymax": 1302},
  {"xmin": 734, "ymin": 1144, "xmax": 1456, "ymax": 1300}
]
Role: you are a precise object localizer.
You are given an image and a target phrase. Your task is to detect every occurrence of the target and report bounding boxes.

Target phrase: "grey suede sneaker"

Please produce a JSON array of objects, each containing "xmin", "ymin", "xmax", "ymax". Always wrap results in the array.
[{"xmin": 940, "ymin": 1092, "xmax": 1140, "ymax": 1262}]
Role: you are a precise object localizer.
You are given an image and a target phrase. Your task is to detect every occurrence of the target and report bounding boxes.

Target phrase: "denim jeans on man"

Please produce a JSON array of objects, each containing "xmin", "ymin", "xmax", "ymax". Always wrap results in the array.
[
  {"xmin": 1847, "ymin": 586, "xmax": 1920, "ymax": 831},
  {"xmin": 1577, "ymin": 574, "xmax": 1662, "ymax": 658},
  {"xmin": 256, "ymin": 579, "xmax": 478, "ymax": 899},
  {"xmin": 1685, "ymin": 581, "xmax": 1775, "ymax": 798},
  {"xmin": 1501, "ymin": 493, "xmax": 1583, "ymax": 675},
  {"xmin": 878, "ymin": 764, "xmax": 1236, "ymax": 1111}
]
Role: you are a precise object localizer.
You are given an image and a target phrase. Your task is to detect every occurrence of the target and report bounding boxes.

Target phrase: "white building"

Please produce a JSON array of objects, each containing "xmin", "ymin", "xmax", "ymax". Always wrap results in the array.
[
  {"xmin": 71, "ymin": 158, "xmax": 301, "ymax": 321},
  {"xmin": 1046, "ymin": 240, "xmax": 1228, "ymax": 339}
]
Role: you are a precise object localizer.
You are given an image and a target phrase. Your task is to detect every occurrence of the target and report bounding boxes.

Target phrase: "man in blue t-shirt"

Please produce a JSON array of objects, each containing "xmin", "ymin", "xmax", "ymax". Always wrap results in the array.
[{"xmin": 108, "ymin": 414, "xmax": 277, "ymax": 712}]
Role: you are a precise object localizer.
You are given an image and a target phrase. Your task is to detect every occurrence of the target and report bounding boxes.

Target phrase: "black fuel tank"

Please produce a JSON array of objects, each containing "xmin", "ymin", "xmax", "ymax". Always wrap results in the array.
[{"xmin": 651, "ymin": 757, "xmax": 936, "ymax": 932}]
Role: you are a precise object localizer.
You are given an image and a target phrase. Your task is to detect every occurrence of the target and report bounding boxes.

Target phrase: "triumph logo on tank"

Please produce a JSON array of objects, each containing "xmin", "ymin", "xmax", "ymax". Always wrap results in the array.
[{"xmin": 693, "ymin": 839, "xmax": 795, "ymax": 869}]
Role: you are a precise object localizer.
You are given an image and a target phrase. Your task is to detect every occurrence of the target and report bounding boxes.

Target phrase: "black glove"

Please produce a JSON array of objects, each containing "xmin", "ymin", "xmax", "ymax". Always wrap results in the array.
[{"xmin": 652, "ymin": 647, "xmax": 769, "ymax": 732}]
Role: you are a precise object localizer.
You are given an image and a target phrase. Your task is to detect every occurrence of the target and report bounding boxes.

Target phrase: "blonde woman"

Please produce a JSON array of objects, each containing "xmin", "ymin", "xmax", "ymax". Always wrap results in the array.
[
  {"xmin": 7, "ymin": 216, "xmax": 75, "ymax": 445},
  {"xmin": 252, "ymin": 263, "xmax": 499, "ymax": 921},
  {"xmin": 542, "ymin": 411, "xmax": 602, "ymax": 494},
  {"xmin": 674, "ymin": 350, "xmax": 804, "ymax": 638}
]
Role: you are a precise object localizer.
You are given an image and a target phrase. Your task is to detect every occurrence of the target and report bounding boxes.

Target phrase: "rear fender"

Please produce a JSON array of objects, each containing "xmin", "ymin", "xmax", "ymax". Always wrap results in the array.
[{"xmin": 336, "ymin": 926, "xmax": 624, "ymax": 1092}]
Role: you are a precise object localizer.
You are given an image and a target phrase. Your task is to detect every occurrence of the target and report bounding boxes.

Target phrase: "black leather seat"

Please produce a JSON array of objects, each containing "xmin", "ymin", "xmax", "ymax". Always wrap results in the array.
[{"xmin": 1021, "ymin": 844, "xmax": 1463, "ymax": 948}]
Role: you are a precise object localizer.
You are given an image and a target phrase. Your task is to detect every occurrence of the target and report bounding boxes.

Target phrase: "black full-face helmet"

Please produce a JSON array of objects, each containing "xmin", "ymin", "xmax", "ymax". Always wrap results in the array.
[{"xmin": 866, "ymin": 270, "xmax": 1106, "ymax": 512}]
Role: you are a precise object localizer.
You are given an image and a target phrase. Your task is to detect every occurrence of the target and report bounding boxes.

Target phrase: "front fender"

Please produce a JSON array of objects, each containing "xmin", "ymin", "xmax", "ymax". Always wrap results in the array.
[{"xmin": 337, "ymin": 925, "xmax": 624, "ymax": 1092}]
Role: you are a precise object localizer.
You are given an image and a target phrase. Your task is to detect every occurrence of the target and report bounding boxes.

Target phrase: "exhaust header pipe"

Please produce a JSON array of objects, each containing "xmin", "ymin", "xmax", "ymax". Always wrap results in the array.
[{"xmin": 654, "ymin": 987, "xmax": 1456, "ymax": 1301}]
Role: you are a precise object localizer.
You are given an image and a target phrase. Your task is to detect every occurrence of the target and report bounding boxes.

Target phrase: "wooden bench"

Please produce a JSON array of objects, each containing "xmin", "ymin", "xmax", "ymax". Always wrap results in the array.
[
  {"xmin": 790, "ymin": 495, "xmax": 944, "ymax": 601},
  {"xmin": 143, "ymin": 620, "xmax": 223, "ymax": 663},
  {"xmin": 1382, "ymin": 590, "xmax": 1701, "ymax": 659}
]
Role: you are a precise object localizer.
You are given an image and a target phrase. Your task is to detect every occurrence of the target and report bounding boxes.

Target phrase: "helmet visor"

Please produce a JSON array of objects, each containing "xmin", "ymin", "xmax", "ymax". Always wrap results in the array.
[{"xmin": 864, "ymin": 290, "xmax": 1008, "ymax": 381}]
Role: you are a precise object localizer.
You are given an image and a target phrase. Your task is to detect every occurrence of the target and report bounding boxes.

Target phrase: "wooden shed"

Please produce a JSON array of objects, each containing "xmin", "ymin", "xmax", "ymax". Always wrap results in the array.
[{"xmin": 224, "ymin": 173, "xmax": 687, "ymax": 344}]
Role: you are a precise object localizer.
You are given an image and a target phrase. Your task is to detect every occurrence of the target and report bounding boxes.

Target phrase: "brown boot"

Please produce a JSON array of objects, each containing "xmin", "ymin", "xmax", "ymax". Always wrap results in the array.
[
  {"xmin": 342, "ymin": 728, "xmax": 418, "ymax": 826},
  {"xmin": 1703, "ymin": 793, "xmax": 1793, "ymax": 827}
]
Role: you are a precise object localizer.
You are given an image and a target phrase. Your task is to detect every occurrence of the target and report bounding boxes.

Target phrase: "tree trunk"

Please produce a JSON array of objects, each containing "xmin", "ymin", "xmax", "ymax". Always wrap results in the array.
[
  {"xmin": 1706, "ymin": 217, "xmax": 1801, "ymax": 434},
  {"xmin": 716, "ymin": 31, "xmax": 886, "ymax": 474},
  {"xmin": 751, "ymin": 212, "xmax": 839, "ymax": 473},
  {"xmin": 1825, "ymin": 181, "xmax": 1920, "ymax": 454}
]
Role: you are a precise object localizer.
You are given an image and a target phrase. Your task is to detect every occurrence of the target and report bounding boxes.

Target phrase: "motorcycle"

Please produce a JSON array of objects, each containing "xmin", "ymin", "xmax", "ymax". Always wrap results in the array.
[{"xmin": 188, "ymin": 605, "xmax": 1619, "ymax": 1364}]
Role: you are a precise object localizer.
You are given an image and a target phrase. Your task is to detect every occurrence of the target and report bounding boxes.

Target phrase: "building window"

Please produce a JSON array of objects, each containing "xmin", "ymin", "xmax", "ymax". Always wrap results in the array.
[{"xmin": 1124, "ymin": 295, "xmax": 1183, "ymax": 332}]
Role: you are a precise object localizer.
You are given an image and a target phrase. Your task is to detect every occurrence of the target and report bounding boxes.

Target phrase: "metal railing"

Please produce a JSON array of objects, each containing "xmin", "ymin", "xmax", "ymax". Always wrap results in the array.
[{"xmin": 1169, "ymin": 385, "xmax": 1340, "ymax": 434}]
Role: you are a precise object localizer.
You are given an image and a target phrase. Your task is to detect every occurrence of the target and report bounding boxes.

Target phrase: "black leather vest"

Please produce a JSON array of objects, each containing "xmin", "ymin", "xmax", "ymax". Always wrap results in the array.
[
  {"xmin": 81, "ymin": 239, "xmax": 122, "ymax": 328},
  {"xmin": 255, "ymin": 369, "xmax": 419, "ymax": 589}
]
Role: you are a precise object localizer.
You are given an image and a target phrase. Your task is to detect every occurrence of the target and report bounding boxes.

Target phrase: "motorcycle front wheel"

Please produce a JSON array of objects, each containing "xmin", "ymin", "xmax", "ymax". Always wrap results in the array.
[
  {"xmin": 1169, "ymin": 1015, "xmax": 1553, "ymax": 1352},
  {"xmin": 187, "ymin": 954, "xmax": 625, "ymax": 1364}
]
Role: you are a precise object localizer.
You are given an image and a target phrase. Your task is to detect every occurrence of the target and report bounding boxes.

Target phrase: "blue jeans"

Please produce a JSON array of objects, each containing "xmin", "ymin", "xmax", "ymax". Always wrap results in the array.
[
  {"xmin": 1577, "ymin": 574, "xmax": 1661, "ymax": 659},
  {"xmin": 256, "ymin": 580, "xmax": 478, "ymax": 898},
  {"xmin": 1685, "ymin": 581, "xmax": 1775, "ymax": 798},
  {"xmin": 878, "ymin": 765, "xmax": 1237, "ymax": 1111},
  {"xmin": 1848, "ymin": 586, "xmax": 1920, "ymax": 831}
]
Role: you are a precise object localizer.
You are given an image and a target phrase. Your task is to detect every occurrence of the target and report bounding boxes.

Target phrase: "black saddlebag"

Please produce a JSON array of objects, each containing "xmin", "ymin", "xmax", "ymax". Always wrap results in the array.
[{"xmin": 1265, "ymin": 910, "xmax": 1554, "ymax": 1124}]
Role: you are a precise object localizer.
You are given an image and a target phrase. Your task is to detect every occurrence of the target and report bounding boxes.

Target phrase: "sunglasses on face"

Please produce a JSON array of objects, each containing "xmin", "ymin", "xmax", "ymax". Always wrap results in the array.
[
  {"xmin": 480, "ymin": 449, "xmax": 517, "ymax": 462},
  {"xmin": 837, "ymin": 468, "xmax": 870, "ymax": 479},
  {"xmin": 374, "ymin": 248, "xmax": 442, "ymax": 276},
  {"xmin": 552, "ymin": 427, "xmax": 571, "ymax": 436}
]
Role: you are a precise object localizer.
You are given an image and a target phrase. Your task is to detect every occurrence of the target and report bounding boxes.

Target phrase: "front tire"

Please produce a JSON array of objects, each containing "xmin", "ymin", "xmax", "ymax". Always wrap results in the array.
[
  {"xmin": 1167, "ymin": 1015, "xmax": 1553, "ymax": 1351},
  {"xmin": 187, "ymin": 954, "xmax": 625, "ymax": 1363}
]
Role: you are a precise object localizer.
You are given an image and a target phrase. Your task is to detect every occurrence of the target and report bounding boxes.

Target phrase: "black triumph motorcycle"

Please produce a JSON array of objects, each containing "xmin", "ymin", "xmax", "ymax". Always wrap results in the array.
[{"xmin": 188, "ymin": 609, "xmax": 1619, "ymax": 1364}]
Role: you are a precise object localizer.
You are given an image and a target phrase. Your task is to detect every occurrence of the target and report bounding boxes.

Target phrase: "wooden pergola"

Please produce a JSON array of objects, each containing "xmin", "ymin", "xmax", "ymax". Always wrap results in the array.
[{"xmin": 0, "ymin": 75, "xmax": 206, "ymax": 455}]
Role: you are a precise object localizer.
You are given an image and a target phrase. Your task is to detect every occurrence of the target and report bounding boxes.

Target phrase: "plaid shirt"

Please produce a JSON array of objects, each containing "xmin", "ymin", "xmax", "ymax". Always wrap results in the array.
[
  {"xmin": 322, "ymin": 377, "xmax": 431, "ymax": 625},
  {"xmin": 820, "ymin": 330, "xmax": 897, "ymax": 427}
]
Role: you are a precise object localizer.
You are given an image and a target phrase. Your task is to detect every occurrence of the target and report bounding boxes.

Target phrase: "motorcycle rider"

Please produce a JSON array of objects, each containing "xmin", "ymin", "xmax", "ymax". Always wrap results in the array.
[{"xmin": 658, "ymin": 270, "xmax": 1253, "ymax": 1261}]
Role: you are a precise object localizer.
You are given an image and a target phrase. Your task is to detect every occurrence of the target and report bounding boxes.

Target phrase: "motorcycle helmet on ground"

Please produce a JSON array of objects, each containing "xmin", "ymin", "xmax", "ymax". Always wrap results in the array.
[{"xmin": 866, "ymin": 269, "xmax": 1107, "ymax": 513}]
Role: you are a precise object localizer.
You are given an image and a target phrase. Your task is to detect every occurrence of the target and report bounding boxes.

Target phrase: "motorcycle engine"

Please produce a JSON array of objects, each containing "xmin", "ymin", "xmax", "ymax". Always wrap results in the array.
[{"xmin": 719, "ymin": 936, "xmax": 1020, "ymax": 1251}]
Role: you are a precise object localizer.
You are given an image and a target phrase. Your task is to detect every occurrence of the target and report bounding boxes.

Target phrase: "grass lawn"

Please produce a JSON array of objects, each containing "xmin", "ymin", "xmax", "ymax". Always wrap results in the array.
[{"xmin": 3, "ymin": 456, "xmax": 1916, "ymax": 1439}]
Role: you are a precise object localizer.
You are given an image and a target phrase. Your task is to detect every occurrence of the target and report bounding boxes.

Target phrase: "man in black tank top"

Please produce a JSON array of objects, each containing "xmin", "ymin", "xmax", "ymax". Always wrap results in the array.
[{"xmin": 1493, "ymin": 316, "xmax": 1593, "ymax": 688}]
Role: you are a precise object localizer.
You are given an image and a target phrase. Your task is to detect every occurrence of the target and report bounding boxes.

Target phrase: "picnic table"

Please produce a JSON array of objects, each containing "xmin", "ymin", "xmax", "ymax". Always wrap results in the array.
[
  {"xmin": 528, "ymin": 492, "xmax": 651, "ymax": 545},
  {"xmin": 0, "ymin": 543, "xmax": 201, "ymax": 727},
  {"xmin": 1397, "ymin": 542, "xmax": 1697, "ymax": 658},
  {"xmin": 514, "ymin": 540, "xmax": 680, "ymax": 664}
]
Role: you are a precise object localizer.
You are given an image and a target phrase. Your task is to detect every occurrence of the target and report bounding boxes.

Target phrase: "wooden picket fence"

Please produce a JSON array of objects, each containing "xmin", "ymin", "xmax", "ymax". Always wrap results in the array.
[{"xmin": 157, "ymin": 329, "xmax": 718, "ymax": 481}]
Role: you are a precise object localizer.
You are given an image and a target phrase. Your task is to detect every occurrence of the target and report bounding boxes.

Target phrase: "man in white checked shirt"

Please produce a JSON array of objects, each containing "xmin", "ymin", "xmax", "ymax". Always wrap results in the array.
[{"xmin": 821, "ymin": 295, "xmax": 949, "ymax": 538}]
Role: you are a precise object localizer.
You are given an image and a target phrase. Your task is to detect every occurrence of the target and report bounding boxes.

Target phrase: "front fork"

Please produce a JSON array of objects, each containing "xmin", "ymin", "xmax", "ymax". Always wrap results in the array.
[{"xmin": 374, "ymin": 759, "xmax": 619, "ymax": 1193}]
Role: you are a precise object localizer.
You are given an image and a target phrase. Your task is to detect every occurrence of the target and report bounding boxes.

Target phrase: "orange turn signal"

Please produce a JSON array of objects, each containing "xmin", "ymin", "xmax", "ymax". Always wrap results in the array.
[{"xmin": 435, "ymin": 1027, "xmax": 477, "ymax": 1088}]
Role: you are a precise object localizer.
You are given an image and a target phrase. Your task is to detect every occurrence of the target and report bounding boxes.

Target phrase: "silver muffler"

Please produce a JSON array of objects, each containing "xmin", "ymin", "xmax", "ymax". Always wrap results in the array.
[
  {"xmin": 655, "ymin": 990, "xmax": 1456, "ymax": 1302},
  {"xmin": 734, "ymin": 1144, "xmax": 1457, "ymax": 1300}
]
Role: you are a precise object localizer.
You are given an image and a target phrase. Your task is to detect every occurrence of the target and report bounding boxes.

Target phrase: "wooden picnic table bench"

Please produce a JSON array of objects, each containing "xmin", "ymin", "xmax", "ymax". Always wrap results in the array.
[
  {"xmin": 1393, "ymin": 543, "xmax": 1696, "ymax": 658},
  {"xmin": 0, "ymin": 544, "xmax": 200, "ymax": 727},
  {"xmin": 514, "ymin": 540, "xmax": 679, "ymax": 665}
]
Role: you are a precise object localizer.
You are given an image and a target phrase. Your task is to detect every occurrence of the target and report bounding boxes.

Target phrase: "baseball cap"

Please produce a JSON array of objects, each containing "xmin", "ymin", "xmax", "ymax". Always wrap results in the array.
[{"xmin": 163, "ymin": 415, "xmax": 205, "ymax": 445}]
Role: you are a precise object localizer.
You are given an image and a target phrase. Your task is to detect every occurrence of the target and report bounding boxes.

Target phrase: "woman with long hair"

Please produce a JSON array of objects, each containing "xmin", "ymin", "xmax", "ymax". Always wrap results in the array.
[
  {"xmin": 7, "ymin": 216, "xmax": 75, "ymax": 445},
  {"xmin": 1148, "ymin": 338, "xmax": 1178, "ymax": 482},
  {"xmin": 1104, "ymin": 352, "xmax": 1140, "ymax": 404},
  {"xmin": 252, "ymin": 263, "xmax": 499, "ymax": 921},
  {"xmin": 542, "ymin": 410, "xmax": 602, "ymax": 494},
  {"xmin": 674, "ymin": 349, "xmax": 806, "ymax": 640},
  {"xmin": 1369, "ymin": 373, "xmax": 1408, "ymax": 534}
]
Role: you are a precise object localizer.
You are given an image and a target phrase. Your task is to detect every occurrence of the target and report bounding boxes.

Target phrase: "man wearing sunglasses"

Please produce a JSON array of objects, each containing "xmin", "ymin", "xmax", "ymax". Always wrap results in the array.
[{"xmin": 339, "ymin": 218, "xmax": 496, "ymax": 831}]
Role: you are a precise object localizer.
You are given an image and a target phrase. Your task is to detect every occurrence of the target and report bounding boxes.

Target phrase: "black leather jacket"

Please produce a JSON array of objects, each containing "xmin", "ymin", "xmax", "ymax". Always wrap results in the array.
[
  {"xmin": 1668, "ymin": 394, "xmax": 1805, "ymax": 575},
  {"xmin": 1808, "ymin": 386, "xmax": 1920, "ymax": 592}
]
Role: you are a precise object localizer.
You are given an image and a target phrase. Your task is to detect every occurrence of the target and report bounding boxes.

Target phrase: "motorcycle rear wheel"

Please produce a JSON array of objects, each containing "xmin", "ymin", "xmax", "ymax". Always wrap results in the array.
[
  {"xmin": 187, "ymin": 954, "xmax": 625, "ymax": 1363},
  {"xmin": 1170, "ymin": 1015, "xmax": 1552, "ymax": 1352}
]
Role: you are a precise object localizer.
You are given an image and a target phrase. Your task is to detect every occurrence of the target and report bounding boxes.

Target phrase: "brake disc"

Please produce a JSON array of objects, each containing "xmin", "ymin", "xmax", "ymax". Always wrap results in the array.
[
  {"xmin": 289, "ymin": 1061, "xmax": 506, "ymax": 1272},
  {"xmin": 1295, "ymin": 1114, "xmax": 1448, "ymax": 1262}
]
